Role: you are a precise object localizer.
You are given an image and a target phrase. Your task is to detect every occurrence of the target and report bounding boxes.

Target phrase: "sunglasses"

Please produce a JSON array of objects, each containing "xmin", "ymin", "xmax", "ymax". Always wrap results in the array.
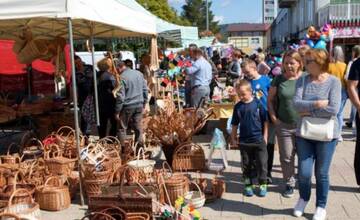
[{"xmin": 305, "ymin": 59, "xmax": 316, "ymax": 65}]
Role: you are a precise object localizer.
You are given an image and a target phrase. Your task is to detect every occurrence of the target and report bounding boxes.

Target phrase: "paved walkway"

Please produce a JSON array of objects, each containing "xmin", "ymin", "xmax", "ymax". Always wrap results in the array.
[{"xmin": 41, "ymin": 106, "xmax": 360, "ymax": 220}]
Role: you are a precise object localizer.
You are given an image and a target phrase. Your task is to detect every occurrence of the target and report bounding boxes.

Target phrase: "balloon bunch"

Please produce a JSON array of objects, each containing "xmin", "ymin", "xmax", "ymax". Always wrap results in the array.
[{"xmin": 304, "ymin": 24, "xmax": 333, "ymax": 50}]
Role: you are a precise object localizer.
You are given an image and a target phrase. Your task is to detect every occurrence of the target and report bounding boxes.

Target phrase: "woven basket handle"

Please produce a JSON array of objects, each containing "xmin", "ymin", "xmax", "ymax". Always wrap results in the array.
[
  {"xmin": 44, "ymin": 176, "xmax": 62, "ymax": 188},
  {"xmin": 25, "ymin": 138, "xmax": 44, "ymax": 151},
  {"xmin": 56, "ymin": 126, "xmax": 75, "ymax": 136},
  {"xmin": 81, "ymin": 212, "xmax": 115, "ymax": 220},
  {"xmin": 190, "ymin": 181, "xmax": 204, "ymax": 196},
  {"xmin": 6, "ymin": 143, "xmax": 19, "ymax": 156},
  {"xmin": 161, "ymin": 161, "xmax": 173, "ymax": 176},
  {"xmin": 136, "ymin": 147, "xmax": 146, "ymax": 163},
  {"xmin": 45, "ymin": 143, "xmax": 61, "ymax": 159},
  {"xmin": 8, "ymin": 188, "xmax": 33, "ymax": 206},
  {"xmin": 0, "ymin": 213, "xmax": 21, "ymax": 219}
]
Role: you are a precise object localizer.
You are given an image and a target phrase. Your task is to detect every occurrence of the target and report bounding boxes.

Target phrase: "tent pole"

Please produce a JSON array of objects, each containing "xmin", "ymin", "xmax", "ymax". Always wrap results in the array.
[
  {"xmin": 67, "ymin": 18, "xmax": 85, "ymax": 206},
  {"xmin": 90, "ymin": 25, "xmax": 100, "ymax": 126}
]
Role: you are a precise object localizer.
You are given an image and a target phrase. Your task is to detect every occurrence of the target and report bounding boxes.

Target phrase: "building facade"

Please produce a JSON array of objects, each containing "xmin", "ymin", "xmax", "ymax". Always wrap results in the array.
[
  {"xmin": 272, "ymin": 0, "xmax": 360, "ymax": 58},
  {"xmin": 263, "ymin": 0, "xmax": 279, "ymax": 23},
  {"xmin": 227, "ymin": 23, "xmax": 271, "ymax": 54}
]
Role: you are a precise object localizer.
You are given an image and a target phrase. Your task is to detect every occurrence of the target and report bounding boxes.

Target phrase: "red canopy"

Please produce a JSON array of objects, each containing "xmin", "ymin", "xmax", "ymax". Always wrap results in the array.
[{"xmin": 0, "ymin": 40, "xmax": 71, "ymax": 80}]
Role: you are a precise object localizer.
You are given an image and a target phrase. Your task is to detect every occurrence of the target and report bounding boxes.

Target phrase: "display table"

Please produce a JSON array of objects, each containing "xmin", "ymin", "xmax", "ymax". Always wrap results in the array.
[{"xmin": 209, "ymin": 102, "xmax": 234, "ymax": 119}]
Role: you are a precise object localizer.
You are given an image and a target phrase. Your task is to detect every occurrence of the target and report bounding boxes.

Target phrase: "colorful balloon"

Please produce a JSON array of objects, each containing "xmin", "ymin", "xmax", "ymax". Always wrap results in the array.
[{"xmin": 314, "ymin": 40, "xmax": 327, "ymax": 50}]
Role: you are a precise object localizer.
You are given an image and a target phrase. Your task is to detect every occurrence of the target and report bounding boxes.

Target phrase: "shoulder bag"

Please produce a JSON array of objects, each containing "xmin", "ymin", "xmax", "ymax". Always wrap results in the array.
[{"xmin": 299, "ymin": 76, "xmax": 335, "ymax": 142}]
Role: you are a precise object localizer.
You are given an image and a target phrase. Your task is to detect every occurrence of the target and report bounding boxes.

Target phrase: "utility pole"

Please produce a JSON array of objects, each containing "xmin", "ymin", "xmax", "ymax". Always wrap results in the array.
[{"xmin": 206, "ymin": 0, "xmax": 209, "ymax": 31}]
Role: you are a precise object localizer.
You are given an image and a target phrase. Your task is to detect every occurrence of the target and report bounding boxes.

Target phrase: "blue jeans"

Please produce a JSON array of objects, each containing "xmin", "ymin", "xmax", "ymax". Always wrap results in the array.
[
  {"xmin": 337, "ymin": 88, "xmax": 348, "ymax": 133},
  {"xmin": 296, "ymin": 137, "xmax": 337, "ymax": 208},
  {"xmin": 349, "ymin": 104, "xmax": 356, "ymax": 124}
]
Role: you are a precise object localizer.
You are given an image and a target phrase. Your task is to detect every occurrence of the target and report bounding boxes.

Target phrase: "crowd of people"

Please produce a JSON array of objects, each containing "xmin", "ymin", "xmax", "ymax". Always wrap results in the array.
[{"xmin": 72, "ymin": 42, "xmax": 360, "ymax": 220}]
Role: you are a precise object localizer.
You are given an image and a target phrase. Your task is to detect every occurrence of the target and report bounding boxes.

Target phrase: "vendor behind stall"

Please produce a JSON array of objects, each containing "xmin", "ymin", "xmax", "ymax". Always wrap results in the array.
[{"xmin": 74, "ymin": 55, "xmax": 94, "ymax": 136}]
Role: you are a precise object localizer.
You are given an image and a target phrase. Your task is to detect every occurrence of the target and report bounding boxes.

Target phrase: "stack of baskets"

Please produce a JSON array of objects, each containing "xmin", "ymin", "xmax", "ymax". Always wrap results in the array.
[{"xmin": 81, "ymin": 138, "xmax": 122, "ymax": 197}]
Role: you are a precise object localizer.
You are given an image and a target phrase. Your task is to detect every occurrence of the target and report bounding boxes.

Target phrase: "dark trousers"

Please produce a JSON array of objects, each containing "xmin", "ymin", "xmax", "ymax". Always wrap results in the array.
[
  {"xmin": 267, "ymin": 143, "xmax": 275, "ymax": 177},
  {"xmin": 240, "ymin": 140, "xmax": 268, "ymax": 185},
  {"xmin": 355, "ymin": 113, "xmax": 360, "ymax": 185},
  {"xmin": 98, "ymin": 110, "xmax": 117, "ymax": 139},
  {"xmin": 118, "ymin": 107, "xmax": 143, "ymax": 148}
]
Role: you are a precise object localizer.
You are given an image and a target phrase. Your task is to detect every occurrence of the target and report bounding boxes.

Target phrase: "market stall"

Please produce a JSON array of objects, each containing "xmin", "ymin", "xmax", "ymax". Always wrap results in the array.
[{"xmin": 0, "ymin": 0, "xmax": 157, "ymax": 209}]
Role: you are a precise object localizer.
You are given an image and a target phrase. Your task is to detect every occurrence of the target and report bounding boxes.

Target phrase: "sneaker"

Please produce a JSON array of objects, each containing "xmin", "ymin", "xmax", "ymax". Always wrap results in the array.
[
  {"xmin": 258, "ymin": 184, "xmax": 267, "ymax": 197},
  {"xmin": 293, "ymin": 198, "xmax": 308, "ymax": 217},
  {"xmin": 282, "ymin": 185, "xmax": 294, "ymax": 198},
  {"xmin": 244, "ymin": 185, "xmax": 254, "ymax": 197},
  {"xmin": 312, "ymin": 207, "xmax": 326, "ymax": 220},
  {"xmin": 338, "ymin": 136, "xmax": 343, "ymax": 142}
]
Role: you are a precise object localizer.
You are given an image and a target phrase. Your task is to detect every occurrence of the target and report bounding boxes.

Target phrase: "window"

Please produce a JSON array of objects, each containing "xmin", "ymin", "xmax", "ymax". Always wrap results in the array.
[
  {"xmin": 251, "ymin": 38, "xmax": 260, "ymax": 45},
  {"xmin": 232, "ymin": 38, "xmax": 249, "ymax": 48}
]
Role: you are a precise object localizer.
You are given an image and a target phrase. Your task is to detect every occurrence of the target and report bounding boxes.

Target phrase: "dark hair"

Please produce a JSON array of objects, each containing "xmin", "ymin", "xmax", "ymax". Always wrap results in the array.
[
  {"xmin": 124, "ymin": 59, "xmax": 133, "ymax": 69},
  {"xmin": 74, "ymin": 55, "xmax": 81, "ymax": 60},
  {"xmin": 188, "ymin": 43, "xmax": 198, "ymax": 51}
]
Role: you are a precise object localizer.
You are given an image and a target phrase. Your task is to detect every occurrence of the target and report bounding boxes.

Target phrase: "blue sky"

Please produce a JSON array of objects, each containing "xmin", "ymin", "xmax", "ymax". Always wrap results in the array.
[{"xmin": 168, "ymin": 0, "xmax": 263, "ymax": 24}]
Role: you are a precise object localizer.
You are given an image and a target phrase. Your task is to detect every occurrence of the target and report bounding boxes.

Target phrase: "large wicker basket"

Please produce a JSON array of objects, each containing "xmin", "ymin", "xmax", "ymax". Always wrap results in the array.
[
  {"xmin": 3, "ymin": 189, "xmax": 41, "ymax": 220},
  {"xmin": 0, "ymin": 172, "xmax": 35, "ymax": 205},
  {"xmin": 35, "ymin": 176, "xmax": 71, "ymax": 211},
  {"xmin": 44, "ymin": 144, "xmax": 76, "ymax": 176},
  {"xmin": 127, "ymin": 148, "xmax": 155, "ymax": 183},
  {"xmin": 172, "ymin": 142, "xmax": 206, "ymax": 171},
  {"xmin": 160, "ymin": 162, "xmax": 189, "ymax": 206}
]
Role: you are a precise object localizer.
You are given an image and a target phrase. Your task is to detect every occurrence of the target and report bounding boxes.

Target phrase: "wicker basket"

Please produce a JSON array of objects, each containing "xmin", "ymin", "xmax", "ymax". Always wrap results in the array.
[
  {"xmin": 44, "ymin": 144, "xmax": 76, "ymax": 176},
  {"xmin": 96, "ymin": 206, "xmax": 126, "ymax": 220},
  {"xmin": 3, "ymin": 189, "xmax": 41, "ymax": 220},
  {"xmin": 172, "ymin": 142, "xmax": 206, "ymax": 171},
  {"xmin": 22, "ymin": 138, "xmax": 44, "ymax": 160},
  {"xmin": 184, "ymin": 182, "xmax": 206, "ymax": 209},
  {"xmin": 127, "ymin": 148, "xmax": 155, "ymax": 183},
  {"xmin": 67, "ymin": 171, "xmax": 80, "ymax": 200},
  {"xmin": 160, "ymin": 162, "xmax": 189, "ymax": 206},
  {"xmin": 84, "ymin": 178, "xmax": 109, "ymax": 197},
  {"xmin": 1, "ymin": 143, "xmax": 21, "ymax": 165},
  {"xmin": 0, "ymin": 172, "xmax": 35, "ymax": 205},
  {"xmin": 212, "ymin": 174, "xmax": 226, "ymax": 199},
  {"xmin": 81, "ymin": 212, "xmax": 115, "ymax": 220},
  {"xmin": 35, "ymin": 176, "xmax": 71, "ymax": 211},
  {"xmin": 0, "ymin": 212, "xmax": 21, "ymax": 220}
]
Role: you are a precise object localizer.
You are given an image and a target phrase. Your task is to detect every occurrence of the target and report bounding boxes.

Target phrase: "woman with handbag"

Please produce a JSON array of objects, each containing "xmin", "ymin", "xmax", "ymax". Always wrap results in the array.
[
  {"xmin": 268, "ymin": 50, "xmax": 303, "ymax": 198},
  {"xmin": 292, "ymin": 49, "xmax": 341, "ymax": 220}
]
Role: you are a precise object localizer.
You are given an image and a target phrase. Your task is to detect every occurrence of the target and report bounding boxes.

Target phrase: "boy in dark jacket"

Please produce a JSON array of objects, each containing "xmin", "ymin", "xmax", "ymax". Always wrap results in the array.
[{"xmin": 231, "ymin": 79, "xmax": 269, "ymax": 197}]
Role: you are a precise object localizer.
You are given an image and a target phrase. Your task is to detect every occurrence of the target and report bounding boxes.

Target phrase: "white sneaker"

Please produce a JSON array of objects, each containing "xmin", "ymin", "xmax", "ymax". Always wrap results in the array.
[
  {"xmin": 293, "ymin": 198, "xmax": 308, "ymax": 217},
  {"xmin": 338, "ymin": 136, "xmax": 343, "ymax": 142},
  {"xmin": 312, "ymin": 207, "xmax": 326, "ymax": 220}
]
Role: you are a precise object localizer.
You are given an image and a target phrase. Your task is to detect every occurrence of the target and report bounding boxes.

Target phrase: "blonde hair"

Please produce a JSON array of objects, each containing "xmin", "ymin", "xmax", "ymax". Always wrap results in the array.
[
  {"xmin": 97, "ymin": 58, "xmax": 111, "ymax": 72},
  {"xmin": 235, "ymin": 79, "xmax": 252, "ymax": 91},
  {"xmin": 305, "ymin": 49, "xmax": 330, "ymax": 72},
  {"xmin": 241, "ymin": 58, "xmax": 257, "ymax": 69},
  {"xmin": 298, "ymin": 45, "xmax": 311, "ymax": 58},
  {"xmin": 257, "ymin": 53, "xmax": 265, "ymax": 62},
  {"xmin": 282, "ymin": 50, "xmax": 303, "ymax": 73}
]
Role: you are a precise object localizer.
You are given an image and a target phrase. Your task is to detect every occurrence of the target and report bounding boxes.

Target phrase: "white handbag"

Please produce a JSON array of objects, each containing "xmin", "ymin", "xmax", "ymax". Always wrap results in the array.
[
  {"xmin": 300, "ymin": 116, "xmax": 335, "ymax": 141},
  {"xmin": 299, "ymin": 76, "xmax": 335, "ymax": 142}
]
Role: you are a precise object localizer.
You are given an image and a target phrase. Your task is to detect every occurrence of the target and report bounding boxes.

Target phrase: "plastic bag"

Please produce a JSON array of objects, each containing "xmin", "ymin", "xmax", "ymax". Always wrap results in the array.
[{"xmin": 210, "ymin": 128, "xmax": 226, "ymax": 150}]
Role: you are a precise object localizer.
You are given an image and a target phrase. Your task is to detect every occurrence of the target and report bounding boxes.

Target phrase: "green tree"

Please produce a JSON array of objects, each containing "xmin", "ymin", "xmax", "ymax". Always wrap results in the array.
[
  {"xmin": 136, "ymin": 0, "xmax": 190, "ymax": 26},
  {"xmin": 181, "ymin": 0, "xmax": 219, "ymax": 34}
]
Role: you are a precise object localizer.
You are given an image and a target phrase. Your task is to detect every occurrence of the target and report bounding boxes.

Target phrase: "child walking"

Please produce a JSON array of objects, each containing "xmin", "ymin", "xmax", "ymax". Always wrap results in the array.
[{"xmin": 231, "ymin": 79, "xmax": 269, "ymax": 197}]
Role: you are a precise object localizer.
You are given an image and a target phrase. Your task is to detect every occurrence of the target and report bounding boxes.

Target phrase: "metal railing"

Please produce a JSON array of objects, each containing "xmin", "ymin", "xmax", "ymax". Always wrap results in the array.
[{"xmin": 318, "ymin": 3, "xmax": 360, "ymax": 27}]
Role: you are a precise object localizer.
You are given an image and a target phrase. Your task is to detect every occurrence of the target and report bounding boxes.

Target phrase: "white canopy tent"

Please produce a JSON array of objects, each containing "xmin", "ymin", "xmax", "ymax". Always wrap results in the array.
[
  {"xmin": 0, "ymin": 0, "xmax": 157, "ymax": 206},
  {"xmin": 0, "ymin": 0, "xmax": 156, "ymax": 39}
]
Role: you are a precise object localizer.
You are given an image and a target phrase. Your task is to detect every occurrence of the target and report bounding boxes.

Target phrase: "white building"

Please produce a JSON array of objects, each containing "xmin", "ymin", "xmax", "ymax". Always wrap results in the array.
[{"xmin": 263, "ymin": 0, "xmax": 279, "ymax": 24}]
